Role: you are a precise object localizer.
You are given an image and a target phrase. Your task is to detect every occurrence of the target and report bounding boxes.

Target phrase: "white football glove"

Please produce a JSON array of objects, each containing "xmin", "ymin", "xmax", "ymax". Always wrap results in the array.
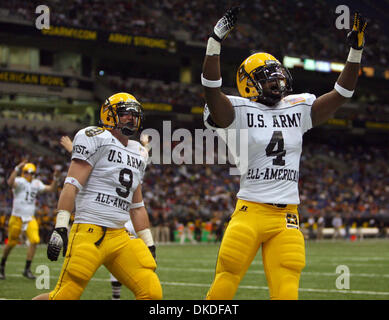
[{"xmin": 211, "ymin": 6, "xmax": 240, "ymax": 42}]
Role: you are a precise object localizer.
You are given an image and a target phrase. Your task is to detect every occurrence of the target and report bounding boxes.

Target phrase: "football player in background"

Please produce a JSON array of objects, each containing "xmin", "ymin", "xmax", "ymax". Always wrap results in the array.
[
  {"xmin": 202, "ymin": 7, "xmax": 367, "ymax": 299},
  {"xmin": 59, "ymin": 134, "xmax": 151, "ymax": 300},
  {"xmin": 0, "ymin": 161, "xmax": 59, "ymax": 280},
  {"xmin": 33, "ymin": 92, "xmax": 161, "ymax": 300}
]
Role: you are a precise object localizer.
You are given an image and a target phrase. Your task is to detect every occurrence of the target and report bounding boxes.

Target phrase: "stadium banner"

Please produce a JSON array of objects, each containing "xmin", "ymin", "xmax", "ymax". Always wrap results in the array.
[
  {"xmin": 0, "ymin": 22, "xmax": 176, "ymax": 52},
  {"xmin": 0, "ymin": 69, "xmax": 93, "ymax": 89},
  {"xmin": 143, "ymin": 103, "xmax": 173, "ymax": 112},
  {"xmin": 365, "ymin": 121, "xmax": 389, "ymax": 130}
]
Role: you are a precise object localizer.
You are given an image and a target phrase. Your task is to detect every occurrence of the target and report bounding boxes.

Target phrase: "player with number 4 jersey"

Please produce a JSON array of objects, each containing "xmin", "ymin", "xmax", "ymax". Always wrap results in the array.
[
  {"xmin": 202, "ymin": 7, "xmax": 367, "ymax": 300},
  {"xmin": 33, "ymin": 92, "xmax": 162, "ymax": 300}
]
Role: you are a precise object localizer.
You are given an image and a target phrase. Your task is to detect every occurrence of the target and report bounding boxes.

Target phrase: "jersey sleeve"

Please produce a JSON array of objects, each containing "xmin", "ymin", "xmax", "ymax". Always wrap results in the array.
[
  {"xmin": 139, "ymin": 146, "xmax": 149, "ymax": 183},
  {"xmin": 203, "ymin": 95, "xmax": 245, "ymax": 132},
  {"xmin": 299, "ymin": 93, "xmax": 316, "ymax": 134},
  {"xmin": 36, "ymin": 179, "xmax": 46, "ymax": 192},
  {"xmin": 13, "ymin": 177, "xmax": 23, "ymax": 191},
  {"xmin": 71, "ymin": 127, "xmax": 105, "ymax": 167}
]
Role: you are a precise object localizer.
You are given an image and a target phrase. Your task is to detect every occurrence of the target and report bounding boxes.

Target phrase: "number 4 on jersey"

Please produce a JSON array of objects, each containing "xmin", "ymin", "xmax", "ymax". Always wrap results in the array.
[{"xmin": 265, "ymin": 131, "xmax": 286, "ymax": 166}]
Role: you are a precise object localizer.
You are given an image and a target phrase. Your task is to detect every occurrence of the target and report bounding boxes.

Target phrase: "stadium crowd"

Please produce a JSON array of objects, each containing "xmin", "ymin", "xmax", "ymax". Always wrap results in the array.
[
  {"xmin": 0, "ymin": 0, "xmax": 388, "ymax": 68},
  {"xmin": 0, "ymin": 124, "xmax": 388, "ymax": 245}
]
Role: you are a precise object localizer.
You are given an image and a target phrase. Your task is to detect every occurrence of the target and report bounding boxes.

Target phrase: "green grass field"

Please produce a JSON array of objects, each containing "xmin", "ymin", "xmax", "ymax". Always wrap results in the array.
[{"xmin": 0, "ymin": 239, "xmax": 388, "ymax": 300}]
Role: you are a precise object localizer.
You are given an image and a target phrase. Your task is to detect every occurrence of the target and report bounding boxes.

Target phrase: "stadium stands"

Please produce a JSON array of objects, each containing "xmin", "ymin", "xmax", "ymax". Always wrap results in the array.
[
  {"xmin": 1, "ymin": 0, "xmax": 388, "ymax": 68},
  {"xmin": 0, "ymin": 124, "xmax": 388, "ymax": 244}
]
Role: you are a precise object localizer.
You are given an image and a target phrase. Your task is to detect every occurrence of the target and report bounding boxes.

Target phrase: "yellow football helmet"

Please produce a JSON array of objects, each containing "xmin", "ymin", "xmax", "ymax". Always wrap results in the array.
[
  {"xmin": 100, "ymin": 92, "xmax": 144, "ymax": 136},
  {"xmin": 22, "ymin": 163, "xmax": 36, "ymax": 182},
  {"xmin": 236, "ymin": 52, "xmax": 292, "ymax": 106}
]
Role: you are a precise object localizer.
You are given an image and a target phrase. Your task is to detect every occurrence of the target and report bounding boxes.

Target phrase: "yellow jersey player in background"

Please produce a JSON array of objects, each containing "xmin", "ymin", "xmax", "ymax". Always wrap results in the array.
[
  {"xmin": 202, "ymin": 7, "xmax": 367, "ymax": 299},
  {"xmin": 0, "ymin": 161, "xmax": 59, "ymax": 280},
  {"xmin": 33, "ymin": 92, "xmax": 162, "ymax": 300}
]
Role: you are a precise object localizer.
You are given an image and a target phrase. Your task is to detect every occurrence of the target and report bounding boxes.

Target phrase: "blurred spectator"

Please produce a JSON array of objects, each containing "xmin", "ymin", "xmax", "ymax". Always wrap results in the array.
[
  {"xmin": 316, "ymin": 214, "xmax": 325, "ymax": 241},
  {"xmin": 332, "ymin": 213, "xmax": 343, "ymax": 240}
]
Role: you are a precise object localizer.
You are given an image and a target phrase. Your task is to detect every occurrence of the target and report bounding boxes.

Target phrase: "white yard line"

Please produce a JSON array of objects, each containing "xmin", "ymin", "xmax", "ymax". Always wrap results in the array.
[{"xmin": 2, "ymin": 272, "xmax": 389, "ymax": 298}]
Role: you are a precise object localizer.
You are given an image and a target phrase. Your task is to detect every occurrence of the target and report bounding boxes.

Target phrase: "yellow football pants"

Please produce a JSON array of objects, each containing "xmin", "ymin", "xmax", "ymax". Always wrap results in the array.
[
  {"xmin": 206, "ymin": 199, "xmax": 305, "ymax": 300},
  {"xmin": 49, "ymin": 223, "xmax": 162, "ymax": 300},
  {"xmin": 8, "ymin": 216, "xmax": 40, "ymax": 246}
]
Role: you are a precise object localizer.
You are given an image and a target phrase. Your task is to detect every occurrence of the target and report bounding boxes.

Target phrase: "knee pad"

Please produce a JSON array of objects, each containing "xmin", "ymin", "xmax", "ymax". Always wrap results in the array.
[
  {"xmin": 279, "ymin": 230, "xmax": 305, "ymax": 272},
  {"xmin": 217, "ymin": 223, "xmax": 257, "ymax": 275}
]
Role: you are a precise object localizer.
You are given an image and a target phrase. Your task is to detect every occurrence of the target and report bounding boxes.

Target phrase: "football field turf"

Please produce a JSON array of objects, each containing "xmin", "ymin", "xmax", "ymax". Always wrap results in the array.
[{"xmin": 0, "ymin": 239, "xmax": 388, "ymax": 300}]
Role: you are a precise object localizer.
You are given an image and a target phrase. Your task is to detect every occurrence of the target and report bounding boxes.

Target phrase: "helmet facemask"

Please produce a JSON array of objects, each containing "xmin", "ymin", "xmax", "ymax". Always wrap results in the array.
[
  {"xmin": 116, "ymin": 101, "xmax": 144, "ymax": 137},
  {"xmin": 247, "ymin": 60, "xmax": 293, "ymax": 106}
]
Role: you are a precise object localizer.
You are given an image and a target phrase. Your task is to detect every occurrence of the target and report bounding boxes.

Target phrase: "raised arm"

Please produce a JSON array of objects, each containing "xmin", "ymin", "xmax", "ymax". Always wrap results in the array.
[
  {"xmin": 60, "ymin": 135, "xmax": 73, "ymax": 154},
  {"xmin": 202, "ymin": 7, "xmax": 240, "ymax": 128},
  {"xmin": 42, "ymin": 169, "xmax": 60, "ymax": 193},
  {"xmin": 7, "ymin": 160, "xmax": 27, "ymax": 188},
  {"xmin": 311, "ymin": 13, "xmax": 367, "ymax": 127}
]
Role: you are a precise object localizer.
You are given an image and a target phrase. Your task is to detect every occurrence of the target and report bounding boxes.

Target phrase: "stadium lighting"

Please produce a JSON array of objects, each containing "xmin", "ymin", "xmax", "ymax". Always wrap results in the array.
[
  {"xmin": 303, "ymin": 59, "xmax": 316, "ymax": 71},
  {"xmin": 315, "ymin": 61, "xmax": 331, "ymax": 72},
  {"xmin": 283, "ymin": 56, "xmax": 302, "ymax": 69},
  {"xmin": 330, "ymin": 62, "xmax": 345, "ymax": 72}
]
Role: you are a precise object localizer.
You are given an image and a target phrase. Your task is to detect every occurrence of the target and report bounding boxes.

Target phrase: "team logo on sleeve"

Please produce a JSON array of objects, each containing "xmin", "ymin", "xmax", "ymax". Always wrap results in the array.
[{"xmin": 85, "ymin": 126, "xmax": 105, "ymax": 137}]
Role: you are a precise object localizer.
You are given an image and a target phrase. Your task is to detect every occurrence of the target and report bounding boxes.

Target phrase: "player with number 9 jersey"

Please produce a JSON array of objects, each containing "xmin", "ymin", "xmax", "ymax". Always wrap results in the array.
[
  {"xmin": 71, "ymin": 127, "xmax": 147, "ymax": 228},
  {"xmin": 35, "ymin": 93, "xmax": 162, "ymax": 300}
]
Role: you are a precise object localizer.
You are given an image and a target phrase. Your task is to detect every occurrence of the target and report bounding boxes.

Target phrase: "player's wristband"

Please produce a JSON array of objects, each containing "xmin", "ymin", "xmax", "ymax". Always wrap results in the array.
[
  {"xmin": 206, "ymin": 37, "xmax": 221, "ymax": 56},
  {"xmin": 347, "ymin": 47, "xmax": 363, "ymax": 63},
  {"xmin": 15, "ymin": 167, "xmax": 20, "ymax": 173},
  {"xmin": 201, "ymin": 73, "xmax": 222, "ymax": 88},
  {"xmin": 64, "ymin": 176, "xmax": 83, "ymax": 191},
  {"xmin": 334, "ymin": 82, "xmax": 354, "ymax": 98},
  {"xmin": 55, "ymin": 209, "xmax": 71, "ymax": 229},
  {"xmin": 137, "ymin": 228, "xmax": 154, "ymax": 247},
  {"xmin": 130, "ymin": 201, "xmax": 144, "ymax": 209}
]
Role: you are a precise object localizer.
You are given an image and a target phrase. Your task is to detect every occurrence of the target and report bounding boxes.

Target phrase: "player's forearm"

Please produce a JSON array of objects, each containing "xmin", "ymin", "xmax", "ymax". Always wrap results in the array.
[
  {"xmin": 7, "ymin": 169, "xmax": 18, "ymax": 187},
  {"xmin": 56, "ymin": 184, "xmax": 77, "ymax": 213},
  {"xmin": 337, "ymin": 59, "xmax": 360, "ymax": 91},
  {"xmin": 46, "ymin": 176, "xmax": 59, "ymax": 192},
  {"xmin": 311, "ymin": 13, "xmax": 367, "ymax": 127},
  {"xmin": 202, "ymin": 45, "xmax": 234, "ymax": 127},
  {"xmin": 203, "ymin": 55, "xmax": 221, "ymax": 81},
  {"xmin": 130, "ymin": 206, "xmax": 150, "ymax": 232}
]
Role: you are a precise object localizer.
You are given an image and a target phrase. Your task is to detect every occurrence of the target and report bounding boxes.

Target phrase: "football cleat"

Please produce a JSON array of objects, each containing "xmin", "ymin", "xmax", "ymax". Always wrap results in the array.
[{"xmin": 23, "ymin": 269, "xmax": 36, "ymax": 280}]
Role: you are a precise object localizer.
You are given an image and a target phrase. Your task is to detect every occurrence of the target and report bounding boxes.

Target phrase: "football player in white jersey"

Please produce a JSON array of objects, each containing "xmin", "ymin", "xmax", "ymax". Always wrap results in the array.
[
  {"xmin": 0, "ymin": 161, "xmax": 59, "ymax": 280},
  {"xmin": 202, "ymin": 8, "xmax": 367, "ymax": 299},
  {"xmin": 33, "ymin": 92, "xmax": 162, "ymax": 300},
  {"xmin": 59, "ymin": 135, "xmax": 146, "ymax": 300}
]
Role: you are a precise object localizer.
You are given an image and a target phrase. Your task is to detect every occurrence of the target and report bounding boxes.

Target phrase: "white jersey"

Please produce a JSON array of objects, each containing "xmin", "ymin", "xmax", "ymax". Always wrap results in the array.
[
  {"xmin": 11, "ymin": 177, "xmax": 46, "ymax": 220},
  {"xmin": 70, "ymin": 126, "xmax": 148, "ymax": 228},
  {"xmin": 204, "ymin": 93, "xmax": 316, "ymax": 204}
]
